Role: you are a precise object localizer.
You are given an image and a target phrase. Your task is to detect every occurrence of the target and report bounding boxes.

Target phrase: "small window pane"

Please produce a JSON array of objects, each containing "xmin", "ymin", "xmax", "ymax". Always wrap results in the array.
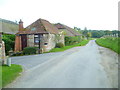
[
  {"xmin": 44, "ymin": 43, "xmax": 48, "ymax": 45},
  {"xmin": 31, "ymin": 27, "xmax": 36, "ymax": 31},
  {"xmin": 35, "ymin": 38, "xmax": 39, "ymax": 43}
]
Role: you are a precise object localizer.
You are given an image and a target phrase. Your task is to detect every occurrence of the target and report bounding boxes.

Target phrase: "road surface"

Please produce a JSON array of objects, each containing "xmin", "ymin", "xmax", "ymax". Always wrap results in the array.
[{"xmin": 6, "ymin": 40, "xmax": 118, "ymax": 88}]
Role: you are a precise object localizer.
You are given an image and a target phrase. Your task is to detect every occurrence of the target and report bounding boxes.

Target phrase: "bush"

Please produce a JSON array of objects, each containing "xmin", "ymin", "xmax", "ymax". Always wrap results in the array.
[
  {"xmin": 65, "ymin": 36, "xmax": 81, "ymax": 46},
  {"xmin": 2, "ymin": 34, "xmax": 15, "ymax": 55},
  {"xmin": 12, "ymin": 51, "xmax": 23, "ymax": 56},
  {"xmin": 56, "ymin": 43, "xmax": 64, "ymax": 48},
  {"xmin": 23, "ymin": 47, "xmax": 38, "ymax": 55}
]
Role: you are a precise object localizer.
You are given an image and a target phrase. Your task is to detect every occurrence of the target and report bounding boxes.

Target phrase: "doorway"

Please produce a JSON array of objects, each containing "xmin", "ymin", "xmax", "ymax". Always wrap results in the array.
[{"xmin": 21, "ymin": 34, "xmax": 27, "ymax": 50}]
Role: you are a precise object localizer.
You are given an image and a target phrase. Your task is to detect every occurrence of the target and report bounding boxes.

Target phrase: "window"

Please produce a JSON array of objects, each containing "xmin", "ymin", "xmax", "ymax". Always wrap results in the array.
[
  {"xmin": 31, "ymin": 27, "xmax": 36, "ymax": 31},
  {"xmin": 44, "ymin": 43, "xmax": 48, "ymax": 45},
  {"xmin": 34, "ymin": 38, "xmax": 39, "ymax": 44},
  {"xmin": 34, "ymin": 35, "xmax": 39, "ymax": 44},
  {"xmin": 34, "ymin": 35, "xmax": 39, "ymax": 37},
  {"xmin": 34, "ymin": 34, "xmax": 43, "ymax": 44}
]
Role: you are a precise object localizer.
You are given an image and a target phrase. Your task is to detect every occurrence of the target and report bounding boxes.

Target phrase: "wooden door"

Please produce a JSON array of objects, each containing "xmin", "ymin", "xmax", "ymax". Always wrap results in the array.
[{"xmin": 21, "ymin": 35, "xmax": 27, "ymax": 50}]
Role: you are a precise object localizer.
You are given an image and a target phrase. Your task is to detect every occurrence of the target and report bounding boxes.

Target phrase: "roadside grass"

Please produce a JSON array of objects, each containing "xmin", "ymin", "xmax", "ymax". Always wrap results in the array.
[
  {"xmin": 48, "ymin": 40, "xmax": 89, "ymax": 52},
  {"xmin": 96, "ymin": 37, "xmax": 120, "ymax": 54},
  {"xmin": 0, "ymin": 66, "xmax": 2, "ymax": 89},
  {"xmin": 2, "ymin": 64, "xmax": 22, "ymax": 87}
]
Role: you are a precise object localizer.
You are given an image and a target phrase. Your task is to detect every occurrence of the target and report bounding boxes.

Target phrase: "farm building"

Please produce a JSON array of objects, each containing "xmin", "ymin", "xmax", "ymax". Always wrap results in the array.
[
  {"xmin": 54, "ymin": 23, "xmax": 81, "ymax": 36},
  {"xmin": 15, "ymin": 19, "xmax": 64, "ymax": 53}
]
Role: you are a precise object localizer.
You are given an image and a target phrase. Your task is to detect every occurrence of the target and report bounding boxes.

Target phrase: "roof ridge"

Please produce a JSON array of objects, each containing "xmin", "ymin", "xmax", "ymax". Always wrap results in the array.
[
  {"xmin": 40, "ymin": 19, "xmax": 49, "ymax": 33},
  {"xmin": 63, "ymin": 25, "xmax": 76, "ymax": 35}
]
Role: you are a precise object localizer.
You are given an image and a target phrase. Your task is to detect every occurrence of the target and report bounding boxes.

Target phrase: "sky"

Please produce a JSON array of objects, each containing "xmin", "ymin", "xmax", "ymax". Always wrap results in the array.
[{"xmin": 0, "ymin": 0, "xmax": 119, "ymax": 30}]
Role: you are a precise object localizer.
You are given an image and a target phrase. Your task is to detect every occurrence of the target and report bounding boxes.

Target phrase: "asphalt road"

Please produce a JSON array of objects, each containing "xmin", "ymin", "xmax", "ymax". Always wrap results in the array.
[{"xmin": 7, "ymin": 40, "xmax": 118, "ymax": 88}]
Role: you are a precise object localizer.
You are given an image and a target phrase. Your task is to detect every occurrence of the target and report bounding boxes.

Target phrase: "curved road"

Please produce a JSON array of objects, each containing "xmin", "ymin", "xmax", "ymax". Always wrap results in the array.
[{"xmin": 6, "ymin": 40, "xmax": 118, "ymax": 88}]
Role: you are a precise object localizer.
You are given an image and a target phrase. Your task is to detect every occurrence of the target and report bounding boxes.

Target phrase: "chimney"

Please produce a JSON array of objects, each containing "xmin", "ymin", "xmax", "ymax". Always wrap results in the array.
[{"xmin": 19, "ymin": 19, "xmax": 23, "ymax": 31}]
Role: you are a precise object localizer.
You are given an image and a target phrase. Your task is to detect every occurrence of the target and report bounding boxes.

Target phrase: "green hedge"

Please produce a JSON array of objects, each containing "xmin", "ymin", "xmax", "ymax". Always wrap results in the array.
[
  {"xmin": 23, "ymin": 47, "xmax": 38, "ymax": 55},
  {"xmin": 65, "ymin": 36, "xmax": 81, "ymax": 46}
]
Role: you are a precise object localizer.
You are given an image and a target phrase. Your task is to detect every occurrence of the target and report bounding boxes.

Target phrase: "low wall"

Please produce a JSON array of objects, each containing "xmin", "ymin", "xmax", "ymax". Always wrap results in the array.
[{"xmin": 0, "ymin": 41, "xmax": 6, "ymax": 64}]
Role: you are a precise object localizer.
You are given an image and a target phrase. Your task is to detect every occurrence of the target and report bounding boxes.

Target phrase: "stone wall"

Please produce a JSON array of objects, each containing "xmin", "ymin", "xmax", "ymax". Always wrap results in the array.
[
  {"xmin": 24, "ymin": 33, "xmax": 64, "ymax": 53},
  {"xmin": 27, "ymin": 34, "xmax": 34, "ymax": 47},
  {"xmin": 56, "ymin": 34, "xmax": 65, "ymax": 45},
  {"xmin": 41, "ymin": 34, "xmax": 56, "ymax": 52},
  {"xmin": 0, "ymin": 41, "xmax": 6, "ymax": 64}
]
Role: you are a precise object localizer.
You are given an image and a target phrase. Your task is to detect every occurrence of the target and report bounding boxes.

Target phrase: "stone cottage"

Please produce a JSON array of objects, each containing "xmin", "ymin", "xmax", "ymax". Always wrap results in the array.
[{"xmin": 14, "ymin": 19, "xmax": 64, "ymax": 53}]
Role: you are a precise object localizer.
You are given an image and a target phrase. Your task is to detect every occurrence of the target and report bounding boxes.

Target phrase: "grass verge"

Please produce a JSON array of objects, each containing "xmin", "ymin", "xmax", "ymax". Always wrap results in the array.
[
  {"xmin": 2, "ymin": 64, "xmax": 22, "ymax": 87},
  {"xmin": 0, "ymin": 65, "xmax": 2, "ymax": 89},
  {"xmin": 49, "ymin": 40, "xmax": 89, "ymax": 52},
  {"xmin": 96, "ymin": 37, "xmax": 120, "ymax": 54}
]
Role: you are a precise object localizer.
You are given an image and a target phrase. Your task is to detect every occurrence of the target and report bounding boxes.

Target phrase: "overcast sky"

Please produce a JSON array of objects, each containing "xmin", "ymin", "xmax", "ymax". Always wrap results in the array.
[{"xmin": 0, "ymin": 0, "xmax": 119, "ymax": 30}]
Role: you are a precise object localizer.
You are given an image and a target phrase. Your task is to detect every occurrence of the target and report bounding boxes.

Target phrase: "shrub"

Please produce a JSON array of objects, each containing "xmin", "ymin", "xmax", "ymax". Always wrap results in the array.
[
  {"xmin": 23, "ymin": 47, "xmax": 38, "ymax": 55},
  {"xmin": 56, "ymin": 43, "xmax": 64, "ymax": 48},
  {"xmin": 65, "ymin": 36, "xmax": 81, "ymax": 46},
  {"xmin": 12, "ymin": 51, "xmax": 23, "ymax": 56},
  {"xmin": 2, "ymin": 34, "xmax": 15, "ymax": 55}
]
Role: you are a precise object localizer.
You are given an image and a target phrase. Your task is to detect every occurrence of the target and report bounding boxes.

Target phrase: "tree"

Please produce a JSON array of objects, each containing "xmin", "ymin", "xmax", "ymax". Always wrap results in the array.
[
  {"xmin": 2, "ymin": 34, "xmax": 15, "ymax": 55},
  {"xmin": 82, "ymin": 30, "xmax": 88, "ymax": 37},
  {"xmin": 84, "ymin": 27, "xmax": 87, "ymax": 30},
  {"xmin": 74, "ymin": 27, "xmax": 81, "ymax": 34},
  {"xmin": 86, "ymin": 32, "xmax": 92, "ymax": 39}
]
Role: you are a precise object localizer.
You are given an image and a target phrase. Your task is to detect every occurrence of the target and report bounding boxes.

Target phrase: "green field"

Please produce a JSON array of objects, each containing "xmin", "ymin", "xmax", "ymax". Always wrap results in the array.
[
  {"xmin": 2, "ymin": 64, "xmax": 22, "ymax": 87},
  {"xmin": 49, "ymin": 40, "xmax": 89, "ymax": 52},
  {"xmin": 96, "ymin": 37, "xmax": 120, "ymax": 54}
]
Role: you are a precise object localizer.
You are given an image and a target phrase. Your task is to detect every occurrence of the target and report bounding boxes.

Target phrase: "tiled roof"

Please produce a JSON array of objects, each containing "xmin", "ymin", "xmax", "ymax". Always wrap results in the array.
[
  {"xmin": 54, "ymin": 23, "xmax": 65, "ymax": 29},
  {"xmin": 18, "ymin": 19, "xmax": 59, "ymax": 34},
  {"xmin": 54, "ymin": 23, "xmax": 81, "ymax": 36}
]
